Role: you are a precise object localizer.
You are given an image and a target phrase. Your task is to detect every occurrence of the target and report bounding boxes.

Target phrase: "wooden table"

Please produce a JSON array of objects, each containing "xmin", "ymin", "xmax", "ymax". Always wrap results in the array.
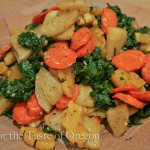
[{"xmin": 0, "ymin": 0, "xmax": 150, "ymax": 150}]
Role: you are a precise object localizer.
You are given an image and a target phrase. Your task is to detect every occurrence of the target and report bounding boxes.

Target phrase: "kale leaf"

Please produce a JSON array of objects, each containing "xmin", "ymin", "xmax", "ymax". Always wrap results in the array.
[
  {"xmin": 3, "ymin": 109, "xmax": 13, "ymax": 119},
  {"xmin": 128, "ymin": 114, "xmax": 143, "ymax": 127},
  {"xmin": 128, "ymin": 103, "xmax": 150, "ymax": 127},
  {"xmin": 25, "ymin": 23, "xmax": 37, "ymax": 30},
  {"xmin": 75, "ymin": 47, "xmax": 115, "ymax": 110},
  {"xmin": 18, "ymin": 31, "xmax": 46, "ymax": 53},
  {"xmin": 0, "ymin": 55, "xmax": 42, "ymax": 101}
]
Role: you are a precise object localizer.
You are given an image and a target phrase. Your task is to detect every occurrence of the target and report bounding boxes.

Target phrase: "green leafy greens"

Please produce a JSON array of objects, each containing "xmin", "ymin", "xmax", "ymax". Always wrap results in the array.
[
  {"xmin": 18, "ymin": 31, "xmax": 46, "ymax": 53},
  {"xmin": 0, "ymin": 55, "xmax": 43, "ymax": 101},
  {"xmin": 75, "ymin": 47, "xmax": 115, "ymax": 110}
]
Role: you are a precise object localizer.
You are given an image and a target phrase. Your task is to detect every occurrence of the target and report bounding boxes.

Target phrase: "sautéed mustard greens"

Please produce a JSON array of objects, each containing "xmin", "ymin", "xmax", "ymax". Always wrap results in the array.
[{"xmin": 0, "ymin": 2, "xmax": 150, "ymax": 144}]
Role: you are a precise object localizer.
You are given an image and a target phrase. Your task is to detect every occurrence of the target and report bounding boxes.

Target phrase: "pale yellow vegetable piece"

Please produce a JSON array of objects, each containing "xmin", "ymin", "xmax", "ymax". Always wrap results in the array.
[
  {"xmin": 111, "ymin": 69, "xmax": 146, "ymax": 88},
  {"xmin": 45, "ymin": 110, "xmax": 65, "ymax": 133},
  {"xmin": 90, "ymin": 6, "xmax": 102, "ymax": 16},
  {"xmin": 106, "ymin": 104, "xmax": 129, "ymax": 137},
  {"xmin": 61, "ymin": 101, "xmax": 88, "ymax": 148},
  {"xmin": 135, "ymin": 32, "xmax": 150, "ymax": 43},
  {"xmin": 28, "ymin": 119, "xmax": 42, "ymax": 128},
  {"xmin": 39, "ymin": 9, "xmax": 79, "ymax": 37},
  {"xmin": 20, "ymin": 126, "xmax": 55, "ymax": 150},
  {"xmin": 0, "ymin": 61, "xmax": 8, "ymax": 75},
  {"xmin": 0, "ymin": 96, "xmax": 15, "ymax": 115},
  {"xmin": 83, "ymin": 116, "xmax": 101, "ymax": 149},
  {"xmin": 35, "ymin": 131, "xmax": 55, "ymax": 150},
  {"xmin": 54, "ymin": 25, "xmax": 75, "ymax": 41},
  {"xmin": 50, "ymin": 65, "xmax": 75, "ymax": 98},
  {"xmin": 4, "ymin": 50, "xmax": 16, "ymax": 66},
  {"xmin": 131, "ymin": 19, "xmax": 138, "ymax": 29},
  {"xmin": 35, "ymin": 67, "xmax": 52, "ymax": 113},
  {"xmin": 106, "ymin": 27, "xmax": 127, "ymax": 61},
  {"xmin": 42, "ymin": 69, "xmax": 63, "ymax": 105},
  {"xmin": 77, "ymin": 13, "xmax": 95, "ymax": 26},
  {"xmin": 57, "ymin": 0, "xmax": 89, "ymax": 13},
  {"xmin": 75, "ymin": 85, "xmax": 94, "ymax": 108},
  {"xmin": 7, "ymin": 65, "xmax": 23, "ymax": 81},
  {"xmin": 140, "ymin": 43, "xmax": 150, "ymax": 51},
  {"xmin": 90, "ymin": 27, "xmax": 106, "ymax": 49},
  {"xmin": 10, "ymin": 29, "xmax": 32, "ymax": 61}
]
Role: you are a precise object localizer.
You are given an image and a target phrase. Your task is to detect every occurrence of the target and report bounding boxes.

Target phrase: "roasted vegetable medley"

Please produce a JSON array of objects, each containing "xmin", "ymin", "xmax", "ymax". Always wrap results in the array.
[{"xmin": 0, "ymin": 0, "xmax": 150, "ymax": 149}]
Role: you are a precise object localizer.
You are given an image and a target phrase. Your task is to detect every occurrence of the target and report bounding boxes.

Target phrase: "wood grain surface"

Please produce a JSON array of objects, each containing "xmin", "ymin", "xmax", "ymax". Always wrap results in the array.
[{"xmin": 0, "ymin": 0, "xmax": 150, "ymax": 150}]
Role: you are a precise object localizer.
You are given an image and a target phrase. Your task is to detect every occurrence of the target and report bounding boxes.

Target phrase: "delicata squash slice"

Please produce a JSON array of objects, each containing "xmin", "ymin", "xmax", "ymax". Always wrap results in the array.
[{"xmin": 1, "ymin": 0, "xmax": 150, "ymax": 150}]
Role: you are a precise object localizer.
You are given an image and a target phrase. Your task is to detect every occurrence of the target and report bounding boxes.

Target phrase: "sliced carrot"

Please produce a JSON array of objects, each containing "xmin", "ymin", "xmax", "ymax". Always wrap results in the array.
[
  {"xmin": 13, "ymin": 102, "xmax": 41, "ymax": 125},
  {"xmin": 113, "ymin": 93, "xmax": 145, "ymax": 109},
  {"xmin": 71, "ymin": 27, "xmax": 91, "ymax": 51},
  {"xmin": 32, "ymin": 6, "xmax": 59, "ymax": 25},
  {"xmin": 55, "ymin": 84, "xmax": 80, "ymax": 109},
  {"xmin": 27, "ymin": 94, "xmax": 45, "ymax": 118},
  {"xmin": 112, "ymin": 86, "xmax": 138, "ymax": 93},
  {"xmin": 52, "ymin": 41, "xmax": 69, "ymax": 49},
  {"xmin": 112, "ymin": 50, "xmax": 146, "ymax": 72},
  {"xmin": 101, "ymin": 7, "xmax": 118, "ymax": 34},
  {"xmin": 141, "ymin": 54, "xmax": 150, "ymax": 82},
  {"xmin": 128, "ymin": 91, "xmax": 150, "ymax": 101},
  {"xmin": 0, "ymin": 43, "xmax": 12, "ymax": 56},
  {"xmin": 76, "ymin": 39, "xmax": 96, "ymax": 58},
  {"xmin": 43, "ymin": 47, "xmax": 77, "ymax": 69}
]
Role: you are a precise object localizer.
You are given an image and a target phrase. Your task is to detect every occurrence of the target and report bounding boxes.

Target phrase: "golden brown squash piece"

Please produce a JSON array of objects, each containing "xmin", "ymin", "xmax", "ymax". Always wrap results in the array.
[
  {"xmin": 0, "ymin": 96, "xmax": 15, "ymax": 115},
  {"xmin": 50, "ymin": 65, "xmax": 75, "ymax": 98},
  {"xmin": 106, "ymin": 104, "xmax": 129, "ymax": 137},
  {"xmin": 6, "ymin": 65, "xmax": 23, "ymax": 81},
  {"xmin": 135, "ymin": 32, "xmax": 150, "ymax": 43},
  {"xmin": 83, "ymin": 116, "xmax": 101, "ymax": 150},
  {"xmin": 75, "ymin": 85, "xmax": 94, "ymax": 108},
  {"xmin": 111, "ymin": 69, "xmax": 146, "ymax": 88},
  {"xmin": 4, "ymin": 50, "xmax": 16, "ymax": 66},
  {"xmin": 90, "ymin": 27, "xmax": 106, "ymax": 49},
  {"xmin": 39, "ymin": 10, "xmax": 79, "ymax": 37},
  {"xmin": 57, "ymin": 0, "xmax": 89, "ymax": 13},
  {"xmin": 77, "ymin": 13, "xmax": 95, "ymax": 26},
  {"xmin": 61, "ymin": 101, "xmax": 88, "ymax": 148},
  {"xmin": 45, "ymin": 110, "xmax": 65, "ymax": 133},
  {"xmin": 140, "ymin": 43, "xmax": 150, "ymax": 52},
  {"xmin": 0, "ymin": 61, "xmax": 8, "ymax": 75},
  {"xmin": 106, "ymin": 27, "xmax": 127, "ymax": 61},
  {"xmin": 53, "ymin": 25, "xmax": 75, "ymax": 41}
]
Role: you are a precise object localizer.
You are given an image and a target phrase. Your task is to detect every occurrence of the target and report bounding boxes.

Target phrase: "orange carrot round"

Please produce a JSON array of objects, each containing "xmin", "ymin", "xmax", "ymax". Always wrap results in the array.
[
  {"xmin": 112, "ymin": 86, "xmax": 138, "ymax": 93},
  {"xmin": 0, "ymin": 43, "xmax": 12, "ymax": 56},
  {"xmin": 32, "ymin": 6, "xmax": 59, "ymax": 25},
  {"xmin": 76, "ymin": 39, "xmax": 96, "ymax": 58},
  {"xmin": 71, "ymin": 27, "xmax": 91, "ymax": 51},
  {"xmin": 112, "ymin": 50, "xmax": 146, "ymax": 71},
  {"xmin": 141, "ymin": 54, "xmax": 150, "ymax": 82},
  {"xmin": 43, "ymin": 47, "xmax": 77, "ymax": 69},
  {"xmin": 52, "ymin": 41, "xmax": 69, "ymax": 49},
  {"xmin": 13, "ymin": 102, "xmax": 41, "ymax": 125},
  {"xmin": 101, "ymin": 8, "xmax": 118, "ymax": 34},
  {"xmin": 113, "ymin": 93, "xmax": 145, "ymax": 109},
  {"xmin": 27, "ymin": 94, "xmax": 45, "ymax": 118},
  {"xmin": 128, "ymin": 91, "xmax": 150, "ymax": 101},
  {"xmin": 55, "ymin": 84, "xmax": 80, "ymax": 109}
]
